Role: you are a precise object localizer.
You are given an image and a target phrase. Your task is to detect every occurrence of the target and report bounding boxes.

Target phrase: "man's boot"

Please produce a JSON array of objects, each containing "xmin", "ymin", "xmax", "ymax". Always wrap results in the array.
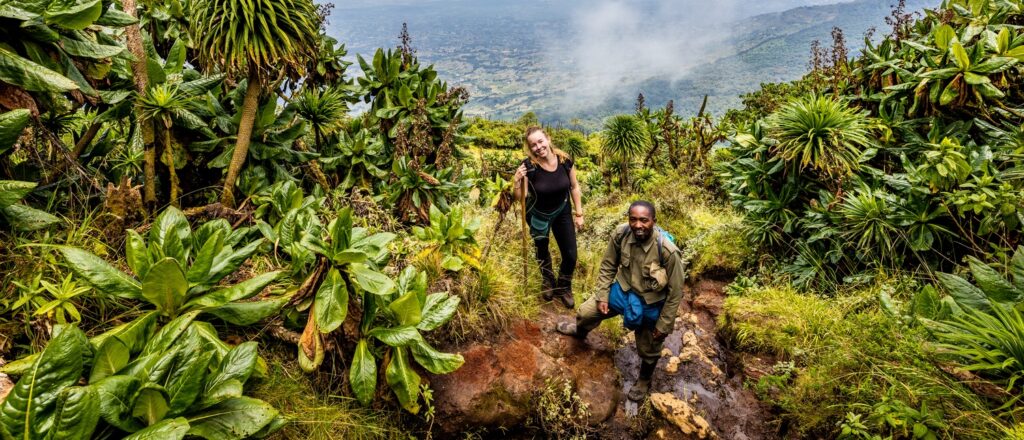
[
  {"xmin": 555, "ymin": 321, "xmax": 586, "ymax": 339},
  {"xmin": 628, "ymin": 361, "xmax": 657, "ymax": 401}
]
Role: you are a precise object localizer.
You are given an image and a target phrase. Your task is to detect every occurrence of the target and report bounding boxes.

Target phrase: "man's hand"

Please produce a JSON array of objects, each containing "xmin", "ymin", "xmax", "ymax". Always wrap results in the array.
[
  {"xmin": 652, "ymin": 328, "xmax": 668, "ymax": 341},
  {"xmin": 597, "ymin": 300, "xmax": 609, "ymax": 315}
]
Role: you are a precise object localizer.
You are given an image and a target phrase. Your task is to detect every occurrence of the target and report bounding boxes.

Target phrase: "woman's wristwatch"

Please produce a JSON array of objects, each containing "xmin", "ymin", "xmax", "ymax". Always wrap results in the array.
[{"xmin": 573, "ymin": 211, "xmax": 583, "ymax": 218}]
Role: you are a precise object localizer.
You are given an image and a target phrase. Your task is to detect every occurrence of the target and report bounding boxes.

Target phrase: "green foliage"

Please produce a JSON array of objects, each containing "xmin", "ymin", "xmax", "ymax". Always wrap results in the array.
[
  {"xmin": 768, "ymin": 95, "xmax": 873, "ymax": 178},
  {"xmin": 721, "ymin": 281, "xmax": 1008, "ymax": 438},
  {"xmin": 534, "ymin": 378, "xmax": 590, "ymax": 439},
  {"xmin": 0, "ymin": 180, "xmax": 60, "ymax": 231},
  {"xmin": 349, "ymin": 266, "xmax": 464, "ymax": 413},
  {"xmin": 1, "ymin": 316, "xmax": 283, "ymax": 439},
  {"xmin": 189, "ymin": 0, "xmax": 319, "ymax": 78},
  {"xmin": 716, "ymin": 0, "xmax": 1024, "ymax": 288},
  {"xmin": 412, "ymin": 205, "xmax": 481, "ymax": 272},
  {"xmin": 58, "ymin": 206, "xmax": 285, "ymax": 323},
  {"xmin": 465, "ymin": 118, "xmax": 521, "ymax": 150}
]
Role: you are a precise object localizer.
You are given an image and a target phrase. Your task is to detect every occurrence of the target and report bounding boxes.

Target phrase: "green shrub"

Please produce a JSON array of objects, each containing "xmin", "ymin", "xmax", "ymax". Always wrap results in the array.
[{"xmin": 720, "ymin": 281, "xmax": 1010, "ymax": 438}]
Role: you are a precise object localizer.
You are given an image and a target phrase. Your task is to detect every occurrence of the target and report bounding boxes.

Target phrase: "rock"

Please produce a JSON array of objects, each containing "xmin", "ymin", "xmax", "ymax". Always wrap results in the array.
[
  {"xmin": 665, "ymin": 356, "xmax": 681, "ymax": 374},
  {"xmin": 650, "ymin": 392, "xmax": 718, "ymax": 439},
  {"xmin": 430, "ymin": 320, "xmax": 621, "ymax": 433},
  {"xmin": 0, "ymin": 373, "xmax": 11, "ymax": 405},
  {"xmin": 661, "ymin": 348, "xmax": 674, "ymax": 358}
]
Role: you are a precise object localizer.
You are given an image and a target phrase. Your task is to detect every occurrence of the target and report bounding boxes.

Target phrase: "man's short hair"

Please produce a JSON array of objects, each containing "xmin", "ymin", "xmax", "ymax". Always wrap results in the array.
[{"xmin": 628, "ymin": 200, "xmax": 656, "ymax": 221}]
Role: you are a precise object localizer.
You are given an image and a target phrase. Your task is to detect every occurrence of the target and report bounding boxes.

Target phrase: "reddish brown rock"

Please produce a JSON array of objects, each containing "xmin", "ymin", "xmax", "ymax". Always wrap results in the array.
[{"xmin": 430, "ymin": 320, "xmax": 621, "ymax": 433}]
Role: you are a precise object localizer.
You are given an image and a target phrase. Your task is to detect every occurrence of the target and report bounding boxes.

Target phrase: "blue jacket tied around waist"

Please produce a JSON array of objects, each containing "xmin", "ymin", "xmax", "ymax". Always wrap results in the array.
[{"xmin": 607, "ymin": 281, "xmax": 663, "ymax": 330}]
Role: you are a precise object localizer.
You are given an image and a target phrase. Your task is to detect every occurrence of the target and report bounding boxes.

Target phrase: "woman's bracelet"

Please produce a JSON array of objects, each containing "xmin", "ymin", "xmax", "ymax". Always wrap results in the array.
[{"xmin": 573, "ymin": 212, "xmax": 583, "ymax": 217}]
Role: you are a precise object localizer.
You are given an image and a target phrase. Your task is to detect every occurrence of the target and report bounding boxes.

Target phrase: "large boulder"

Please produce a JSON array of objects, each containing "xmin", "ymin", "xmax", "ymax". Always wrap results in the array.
[{"xmin": 430, "ymin": 320, "xmax": 621, "ymax": 433}]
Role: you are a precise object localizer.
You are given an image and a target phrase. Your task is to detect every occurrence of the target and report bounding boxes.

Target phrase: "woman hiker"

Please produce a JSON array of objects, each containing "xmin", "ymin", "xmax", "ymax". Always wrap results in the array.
[{"xmin": 513, "ymin": 126, "xmax": 584, "ymax": 309}]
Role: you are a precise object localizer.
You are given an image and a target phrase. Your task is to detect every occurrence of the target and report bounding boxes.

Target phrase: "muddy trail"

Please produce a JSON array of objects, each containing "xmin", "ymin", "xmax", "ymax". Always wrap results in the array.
[{"xmin": 431, "ymin": 277, "xmax": 778, "ymax": 439}]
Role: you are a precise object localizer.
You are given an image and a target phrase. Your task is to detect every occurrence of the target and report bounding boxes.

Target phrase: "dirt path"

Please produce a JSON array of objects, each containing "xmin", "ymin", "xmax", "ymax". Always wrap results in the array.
[{"xmin": 537, "ymin": 278, "xmax": 777, "ymax": 439}]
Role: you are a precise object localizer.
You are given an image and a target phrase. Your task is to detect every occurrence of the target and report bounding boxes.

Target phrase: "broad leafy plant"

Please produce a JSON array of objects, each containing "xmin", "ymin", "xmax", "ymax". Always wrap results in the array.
[
  {"xmin": 293, "ymin": 207, "xmax": 396, "ymax": 371},
  {"xmin": 0, "ymin": 313, "xmax": 284, "ymax": 439},
  {"xmin": 349, "ymin": 266, "xmax": 464, "ymax": 414},
  {"xmin": 58, "ymin": 206, "xmax": 286, "ymax": 324},
  {"xmin": 412, "ymin": 205, "xmax": 481, "ymax": 272}
]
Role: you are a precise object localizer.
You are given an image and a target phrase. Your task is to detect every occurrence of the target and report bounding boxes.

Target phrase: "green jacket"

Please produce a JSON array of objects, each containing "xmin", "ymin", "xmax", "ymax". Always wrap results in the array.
[{"xmin": 595, "ymin": 224, "xmax": 687, "ymax": 334}]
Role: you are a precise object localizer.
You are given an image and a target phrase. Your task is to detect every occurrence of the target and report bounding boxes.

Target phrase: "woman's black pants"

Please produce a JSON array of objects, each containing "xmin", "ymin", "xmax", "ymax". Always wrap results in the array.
[{"xmin": 530, "ymin": 208, "xmax": 577, "ymax": 295}]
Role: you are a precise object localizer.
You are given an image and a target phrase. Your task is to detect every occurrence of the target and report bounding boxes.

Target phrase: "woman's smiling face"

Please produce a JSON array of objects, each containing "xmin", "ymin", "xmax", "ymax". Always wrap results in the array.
[{"xmin": 527, "ymin": 131, "xmax": 551, "ymax": 158}]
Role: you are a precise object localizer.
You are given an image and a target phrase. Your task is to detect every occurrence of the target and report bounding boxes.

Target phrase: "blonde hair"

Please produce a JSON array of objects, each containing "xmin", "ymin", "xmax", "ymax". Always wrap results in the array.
[{"xmin": 523, "ymin": 126, "xmax": 570, "ymax": 165}]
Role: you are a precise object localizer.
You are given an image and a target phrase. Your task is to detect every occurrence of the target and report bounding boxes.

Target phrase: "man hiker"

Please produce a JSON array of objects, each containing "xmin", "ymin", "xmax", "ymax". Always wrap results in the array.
[{"xmin": 556, "ymin": 200, "xmax": 686, "ymax": 401}]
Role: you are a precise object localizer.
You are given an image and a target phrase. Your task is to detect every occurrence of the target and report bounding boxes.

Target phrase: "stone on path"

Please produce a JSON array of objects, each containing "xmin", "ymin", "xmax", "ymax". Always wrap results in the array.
[{"xmin": 650, "ymin": 392, "xmax": 718, "ymax": 439}]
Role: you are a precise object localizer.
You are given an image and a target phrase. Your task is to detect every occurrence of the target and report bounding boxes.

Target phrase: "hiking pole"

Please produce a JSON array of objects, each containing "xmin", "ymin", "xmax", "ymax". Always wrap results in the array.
[{"xmin": 520, "ymin": 177, "xmax": 529, "ymax": 289}]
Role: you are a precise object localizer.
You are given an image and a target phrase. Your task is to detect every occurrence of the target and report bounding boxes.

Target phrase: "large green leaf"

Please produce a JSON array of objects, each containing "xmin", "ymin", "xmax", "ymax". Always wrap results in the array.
[
  {"xmin": 2, "ymin": 204, "xmax": 60, "ymax": 231},
  {"xmin": 0, "ymin": 180, "xmax": 36, "ymax": 208},
  {"xmin": 368, "ymin": 325, "xmax": 421, "ymax": 347},
  {"xmin": 1010, "ymin": 246, "xmax": 1024, "ymax": 292},
  {"xmin": 314, "ymin": 268, "xmax": 348, "ymax": 333},
  {"xmin": 417, "ymin": 293, "xmax": 459, "ymax": 331},
  {"xmin": 950, "ymin": 41, "xmax": 970, "ymax": 70},
  {"xmin": 89, "ymin": 337, "xmax": 130, "ymax": 383},
  {"xmin": 184, "ymin": 271, "xmax": 281, "ymax": 310},
  {"xmin": 140, "ymin": 310, "xmax": 201, "ymax": 357},
  {"xmin": 44, "ymin": 0, "xmax": 102, "ymax": 30},
  {"xmin": 141, "ymin": 258, "xmax": 188, "ymax": 315},
  {"xmin": 125, "ymin": 230, "xmax": 152, "ymax": 278},
  {"xmin": 388, "ymin": 291, "xmax": 421, "ymax": 326},
  {"xmin": 385, "ymin": 347, "xmax": 421, "ymax": 414},
  {"xmin": 150, "ymin": 207, "xmax": 191, "ymax": 264},
  {"xmin": 967, "ymin": 257, "xmax": 1021, "ymax": 304},
  {"xmin": 934, "ymin": 23, "xmax": 955, "ymax": 51},
  {"xmin": 203, "ymin": 342, "xmax": 257, "ymax": 402},
  {"xmin": 163, "ymin": 351, "xmax": 212, "ymax": 418},
  {"xmin": 349, "ymin": 263, "xmax": 395, "ymax": 295},
  {"xmin": 0, "ymin": 109, "xmax": 31, "ymax": 156},
  {"xmin": 410, "ymin": 339, "xmax": 464, "ymax": 375},
  {"xmin": 186, "ymin": 230, "xmax": 224, "ymax": 285},
  {"xmin": 0, "ymin": 325, "xmax": 88, "ymax": 440},
  {"xmin": 162, "ymin": 343, "xmax": 212, "ymax": 415},
  {"xmin": 329, "ymin": 208, "xmax": 354, "ymax": 255},
  {"xmin": 131, "ymin": 384, "xmax": 170, "ymax": 427},
  {"xmin": 90, "ymin": 311, "xmax": 158, "ymax": 354},
  {"xmin": 123, "ymin": 417, "xmax": 189, "ymax": 440},
  {"xmin": 207, "ymin": 239, "xmax": 263, "ymax": 283},
  {"xmin": 47, "ymin": 385, "xmax": 100, "ymax": 440},
  {"xmin": 917, "ymin": 284, "xmax": 937, "ymax": 317},
  {"xmin": 186, "ymin": 397, "xmax": 278, "ymax": 440},
  {"xmin": 0, "ymin": 47, "xmax": 78, "ymax": 92},
  {"xmin": 349, "ymin": 339, "xmax": 376, "ymax": 406},
  {"xmin": 60, "ymin": 36, "xmax": 124, "ymax": 59},
  {"xmin": 59, "ymin": 246, "xmax": 142, "ymax": 299},
  {"xmin": 936, "ymin": 272, "xmax": 991, "ymax": 313},
  {"xmin": 95, "ymin": 375, "xmax": 144, "ymax": 432},
  {"xmin": 205, "ymin": 296, "xmax": 289, "ymax": 326}
]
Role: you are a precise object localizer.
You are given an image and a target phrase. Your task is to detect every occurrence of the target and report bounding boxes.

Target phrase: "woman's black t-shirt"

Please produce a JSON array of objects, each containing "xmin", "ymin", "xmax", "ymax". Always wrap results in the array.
[{"xmin": 525, "ymin": 158, "xmax": 573, "ymax": 213}]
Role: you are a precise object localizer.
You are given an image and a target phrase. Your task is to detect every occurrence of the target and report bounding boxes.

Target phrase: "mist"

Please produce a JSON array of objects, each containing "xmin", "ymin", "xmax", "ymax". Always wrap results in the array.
[{"xmin": 547, "ymin": 0, "xmax": 840, "ymax": 111}]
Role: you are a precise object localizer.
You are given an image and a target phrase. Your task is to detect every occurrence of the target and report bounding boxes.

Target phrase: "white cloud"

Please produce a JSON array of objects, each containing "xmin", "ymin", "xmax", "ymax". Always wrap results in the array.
[{"xmin": 546, "ymin": 0, "xmax": 838, "ymax": 111}]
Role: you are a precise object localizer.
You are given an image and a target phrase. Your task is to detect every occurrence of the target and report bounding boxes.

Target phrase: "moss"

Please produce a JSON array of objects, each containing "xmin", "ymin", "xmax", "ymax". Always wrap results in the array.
[
  {"xmin": 250, "ymin": 344, "xmax": 410, "ymax": 440},
  {"xmin": 719, "ymin": 282, "xmax": 1012, "ymax": 439}
]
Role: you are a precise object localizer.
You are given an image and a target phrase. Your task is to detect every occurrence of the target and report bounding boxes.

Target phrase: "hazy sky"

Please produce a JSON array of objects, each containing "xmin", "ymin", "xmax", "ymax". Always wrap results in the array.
[{"xmin": 546, "ymin": 0, "xmax": 841, "ymax": 109}]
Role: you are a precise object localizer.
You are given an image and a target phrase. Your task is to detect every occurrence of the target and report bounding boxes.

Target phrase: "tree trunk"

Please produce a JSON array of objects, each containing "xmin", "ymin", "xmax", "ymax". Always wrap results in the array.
[
  {"xmin": 220, "ymin": 71, "xmax": 262, "ymax": 208},
  {"xmin": 72, "ymin": 122, "xmax": 101, "ymax": 158},
  {"xmin": 121, "ymin": 0, "xmax": 156, "ymax": 207},
  {"xmin": 163, "ymin": 125, "xmax": 180, "ymax": 207}
]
